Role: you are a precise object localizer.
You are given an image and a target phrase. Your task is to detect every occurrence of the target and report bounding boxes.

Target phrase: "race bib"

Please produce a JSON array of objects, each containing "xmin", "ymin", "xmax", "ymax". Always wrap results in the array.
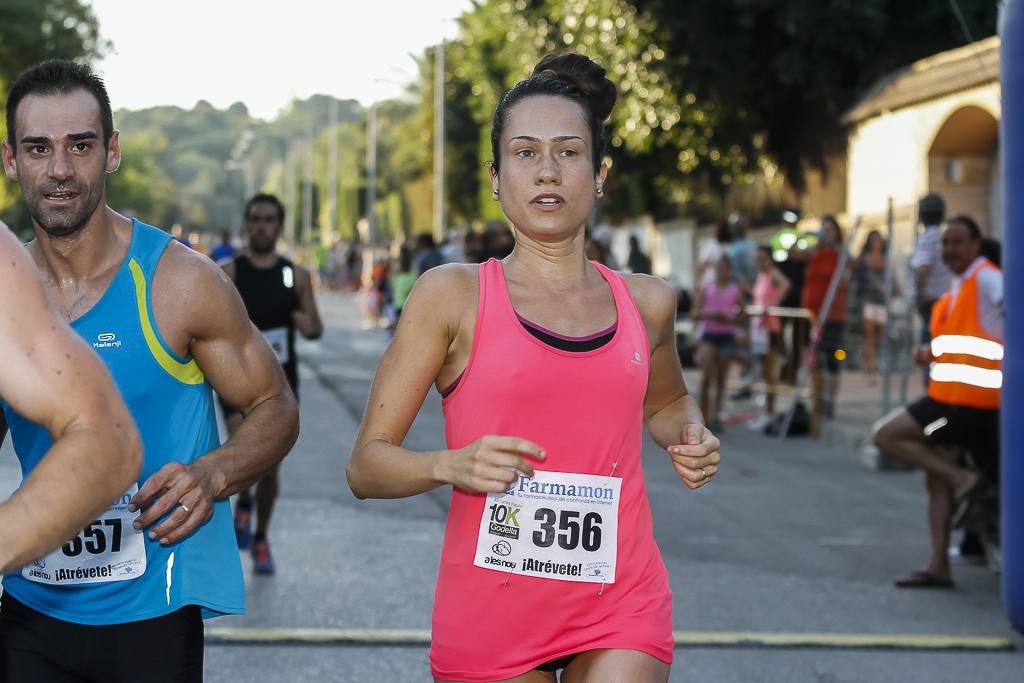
[
  {"xmin": 262, "ymin": 326, "xmax": 290, "ymax": 364},
  {"xmin": 474, "ymin": 470, "xmax": 620, "ymax": 584},
  {"xmin": 23, "ymin": 484, "xmax": 147, "ymax": 586}
]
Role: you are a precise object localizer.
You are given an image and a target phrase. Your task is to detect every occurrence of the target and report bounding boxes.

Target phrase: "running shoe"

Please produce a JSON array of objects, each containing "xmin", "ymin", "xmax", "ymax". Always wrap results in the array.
[
  {"xmin": 252, "ymin": 538, "xmax": 276, "ymax": 575},
  {"xmin": 234, "ymin": 505, "xmax": 252, "ymax": 550}
]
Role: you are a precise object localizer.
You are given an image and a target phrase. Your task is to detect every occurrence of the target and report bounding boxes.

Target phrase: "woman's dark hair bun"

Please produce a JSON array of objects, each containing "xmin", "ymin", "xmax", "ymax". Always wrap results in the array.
[{"xmin": 532, "ymin": 53, "xmax": 617, "ymax": 123}]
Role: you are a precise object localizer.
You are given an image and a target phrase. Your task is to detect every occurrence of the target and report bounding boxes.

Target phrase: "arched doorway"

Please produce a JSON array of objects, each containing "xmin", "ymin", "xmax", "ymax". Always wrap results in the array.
[{"xmin": 927, "ymin": 105, "xmax": 1001, "ymax": 236}]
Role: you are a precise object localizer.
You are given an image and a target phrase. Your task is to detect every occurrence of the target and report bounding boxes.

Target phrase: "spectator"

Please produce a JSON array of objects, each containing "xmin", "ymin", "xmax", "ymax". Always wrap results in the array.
[
  {"xmin": 802, "ymin": 215, "xmax": 848, "ymax": 418},
  {"xmin": 210, "ymin": 229, "xmax": 236, "ymax": 262},
  {"xmin": 483, "ymin": 221, "xmax": 515, "ymax": 260},
  {"xmin": 414, "ymin": 233, "xmax": 445, "ymax": 274},
  {"xmin": 855, "ymin": 230, "xmax": 889, "ymax": 384},
  {"xmin": 390, "ymin": 244, "xmax": 418, "ymax": 324},
  {"xmin": 464, "ymin": 229, "xmax": 486, "ymax": 263},
  {"xmin": 344, "ymin": 239, "xmax": 364, "ymax": 290},
  {"xmin": 696, "ymin": 256, "xmax": 742, "ymax": 431},
  {"xmin": 698, "ymin": 220, "xmax": 732, "ymax": 287},
  {"xmin": 910, "ymin": 193, "xmax": 952, "ymax": 377},
  {"xmin": 626, "ymin": 234, "xmax": 652, "ymax": 274},
  {"xmin": 727, "ymin": 213, "xmax": 757, "ymax": 292},
  {"xmin": 777, "ymin": 239, "xmax": 810, "ymax": 384},
  {"xmin": 873, "ymin": 215, "xmax": 1001, "ymax": 589},
  {"xmin": 748, "ymin": 246, "xmax": 790, "ymax": 427}
]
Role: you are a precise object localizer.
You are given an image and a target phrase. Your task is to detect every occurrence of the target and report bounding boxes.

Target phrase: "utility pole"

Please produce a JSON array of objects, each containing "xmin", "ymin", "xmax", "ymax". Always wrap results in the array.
[
  {"xmin": 327, "ymin": 98, "xmax": 339, "ymax": 246},
  {"xmin": 302, "ymin": 124, "xmax": 314, "ymax": 248},
  {"xmin": 366, "ymin": 103, "xmax": 378, "ymax": 248},
  {"xmin": 433, "ymin": 40, "xmax": 446, "ymax": 244}
]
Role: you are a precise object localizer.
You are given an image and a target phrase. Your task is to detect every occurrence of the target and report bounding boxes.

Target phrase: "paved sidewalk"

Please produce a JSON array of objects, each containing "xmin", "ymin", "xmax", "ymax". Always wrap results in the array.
[{"xmin": 701, "ymin": 357, "xmax": 926, "ymax": 462}]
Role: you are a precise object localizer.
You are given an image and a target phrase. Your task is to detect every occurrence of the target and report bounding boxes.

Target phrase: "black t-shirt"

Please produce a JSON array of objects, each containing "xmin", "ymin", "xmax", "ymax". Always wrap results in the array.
[{"xmin": 233, "ymin": 255, "xmax": 300, "ymax": 389}]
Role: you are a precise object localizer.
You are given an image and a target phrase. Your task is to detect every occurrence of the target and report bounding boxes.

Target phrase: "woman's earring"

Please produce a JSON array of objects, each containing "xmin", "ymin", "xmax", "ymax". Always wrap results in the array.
[
  {"xmin": 492, "ymin": 188, "xmax": 499, "ymax": 198},
  {"xmin": 596, "ymin": 185, "xmax": 604, "ymax": 197}
]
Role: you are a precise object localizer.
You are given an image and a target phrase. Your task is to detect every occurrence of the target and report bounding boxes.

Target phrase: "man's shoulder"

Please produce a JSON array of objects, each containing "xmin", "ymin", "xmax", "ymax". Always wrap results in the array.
[{"xmin": 155, "ymin": 239, "xmax": 231, "ymax": 291}]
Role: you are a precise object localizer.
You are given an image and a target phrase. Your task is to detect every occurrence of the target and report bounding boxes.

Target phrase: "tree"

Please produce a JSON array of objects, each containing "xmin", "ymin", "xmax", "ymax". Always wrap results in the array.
[
  {"xmin": 0, "ymin": 0, "xmax": 108, "ymax": 223},
  {"xmin": 632, "ymin": 0, "xmax": 1000, "ymax": 190},
  {"xmin": 445, "ymin": 0, "xmax": 708, "ymax": 220},
  {"xmin": 106, "ymin": 129, "xmax": 176, "ymax": 226}
]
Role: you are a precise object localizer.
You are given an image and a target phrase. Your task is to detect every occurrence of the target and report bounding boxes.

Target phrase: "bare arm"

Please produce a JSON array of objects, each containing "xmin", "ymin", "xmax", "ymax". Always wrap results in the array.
[
  {"xmin": 292, "ymin": 265, "xmax": 323, "ymax": 339},
  {"xmin": 0, "ymin": 225, "xmax": 141, "ymax": 572},
  {"xmin": 346, "ymin": 265, "xmax": 544, "ymax": 500},
  {"xmin": 131, "ymin": 247, "xmax": 298, "ymax": 544},
  {"xmin": 627, "ymin": 275, "xmax": 720, "ymax": 490},
  {"xmin": 772, "ymin": 268, "xmax": 791, "ymax": 305}
]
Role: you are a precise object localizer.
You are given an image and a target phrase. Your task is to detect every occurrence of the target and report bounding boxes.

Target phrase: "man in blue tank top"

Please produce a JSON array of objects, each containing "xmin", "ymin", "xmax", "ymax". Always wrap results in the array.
[
  {"xmin": 0, "ymin": 220, "xmax": 141, "ymax": 574},
  {"xmin": 0, "ymin": 60, "xmax": 299, "ymax": 682},
  {"xmin": 221, "ymin": 193, "xmax": 322, "ymax": 574}
]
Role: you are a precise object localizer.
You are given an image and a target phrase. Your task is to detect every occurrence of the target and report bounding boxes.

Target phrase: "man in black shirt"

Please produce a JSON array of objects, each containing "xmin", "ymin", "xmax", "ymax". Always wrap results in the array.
[{"xmin": 221, "ymin": 193, "xmax": 323, "ymax": 574}]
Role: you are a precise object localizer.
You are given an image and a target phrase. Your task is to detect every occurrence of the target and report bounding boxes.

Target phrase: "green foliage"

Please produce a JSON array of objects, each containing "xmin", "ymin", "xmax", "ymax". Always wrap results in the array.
[
  {"xmin": 0, "ymin": 0, "xmax": 108, "ymax": 84},
  {"xmin": 445, "ymin": 0, "xmax": 702, "ymax": 220},
  {"xmin": 2, "ymin": 0, "xmax": 999, "ymax": 236},
  {"xmin": 0, "ymin": 0, "xmax": 107, "ymax": 222},
  {"xmin": 106, "ymin": 129, "xmax": 176, "ymax": 225},
  {"xmin": 632, "ymin": 0, "xmax": 999, "ymax": 191}
]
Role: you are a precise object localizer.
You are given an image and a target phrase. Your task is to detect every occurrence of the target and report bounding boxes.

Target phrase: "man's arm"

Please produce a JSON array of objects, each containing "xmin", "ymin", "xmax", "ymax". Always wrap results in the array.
[
  {"xmin": 0, "ymin": 225, "xmax": 141, "ymax": 572},
  {"xmin": 293, "ymin": 265, "xmax": 323, "ymax": 340},
  {"xmin": 131, "ymin": 247, "xmax": 298, "ymax": 545}
]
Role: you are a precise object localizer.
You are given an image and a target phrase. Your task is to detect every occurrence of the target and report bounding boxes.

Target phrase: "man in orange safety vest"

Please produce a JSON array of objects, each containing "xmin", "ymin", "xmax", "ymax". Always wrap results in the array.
[{"xmin": 873, "ymin": 215, "xmax": 1002, "ymax": 589}]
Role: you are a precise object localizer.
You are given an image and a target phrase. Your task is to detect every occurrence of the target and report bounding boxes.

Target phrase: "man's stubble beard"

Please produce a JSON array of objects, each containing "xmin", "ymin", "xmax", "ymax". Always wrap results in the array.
[{"xmin": 26, "ymin": 183, "xmax": 102, "ymax": 239}]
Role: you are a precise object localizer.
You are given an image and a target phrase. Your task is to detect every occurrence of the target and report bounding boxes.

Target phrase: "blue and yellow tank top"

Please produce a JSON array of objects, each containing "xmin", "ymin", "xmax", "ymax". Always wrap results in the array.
[{"xmin": 1, "ymin": 220, "xmax": 244, "ymax": 625}]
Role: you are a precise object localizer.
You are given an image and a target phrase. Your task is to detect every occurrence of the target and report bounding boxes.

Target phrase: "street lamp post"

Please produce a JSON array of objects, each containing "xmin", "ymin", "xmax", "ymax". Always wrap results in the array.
[
  {"xmin": 365, "ymin": 103, "xmax": 378, "ymax": 249},
  {"xmin": 433, "ymin": 40, "xmax": 446, "ymax": 244}
]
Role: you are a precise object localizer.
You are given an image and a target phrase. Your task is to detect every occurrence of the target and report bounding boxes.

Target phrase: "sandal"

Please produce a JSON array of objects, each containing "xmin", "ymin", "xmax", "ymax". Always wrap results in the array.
[{"xmin": 894, "ymin": 570, "xmax": 954, "ymax": 589}]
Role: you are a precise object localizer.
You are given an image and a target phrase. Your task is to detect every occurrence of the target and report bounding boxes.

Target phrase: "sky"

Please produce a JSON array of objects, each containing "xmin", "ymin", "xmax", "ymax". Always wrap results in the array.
[{"xmin": 89, "ymin": 0, "xmax": 474, "ymax": 120}]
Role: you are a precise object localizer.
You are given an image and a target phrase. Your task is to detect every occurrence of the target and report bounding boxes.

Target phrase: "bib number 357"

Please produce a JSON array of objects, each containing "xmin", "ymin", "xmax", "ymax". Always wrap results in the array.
[
  {"xmin": 474, "ymin": 470, "xmax": 620, "ymax": 584},
  {"xmin": 22, "ymin": 485, "xmax": 147, "ymax": 586}
]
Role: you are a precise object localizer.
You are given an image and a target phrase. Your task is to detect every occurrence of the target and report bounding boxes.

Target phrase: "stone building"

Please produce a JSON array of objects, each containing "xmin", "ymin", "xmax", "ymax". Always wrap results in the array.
[{"xmin": 843, "ymin": 36, "xmax": 1000, "ymax": 255}]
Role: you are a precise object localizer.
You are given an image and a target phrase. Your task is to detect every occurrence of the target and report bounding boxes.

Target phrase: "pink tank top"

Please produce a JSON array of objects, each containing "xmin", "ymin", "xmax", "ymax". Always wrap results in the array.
[
  {"xmin": 753, "ymin": 271, "xmax": 783, "ymax": 333},
  {"xmin": 700, "ymin": 280, "xmax": 740, "ymax": 335},
  {"xmin": 431, "ymin": 259, "xmax": 673, "ymax": 681}
]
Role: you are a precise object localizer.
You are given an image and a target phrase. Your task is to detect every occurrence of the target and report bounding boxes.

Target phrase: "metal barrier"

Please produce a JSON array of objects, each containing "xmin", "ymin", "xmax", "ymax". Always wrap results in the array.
[{"xmin": 743, "ymin": 305, "xmax": 819, "ymax": 436}]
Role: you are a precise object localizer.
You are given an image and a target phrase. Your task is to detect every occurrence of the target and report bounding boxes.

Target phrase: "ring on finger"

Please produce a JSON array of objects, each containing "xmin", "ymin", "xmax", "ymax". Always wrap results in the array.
[
  {"xmin": 700, "ymin": 468, "xmax": 707, "ymax": 481},
  {"xmin": 180, "ymin": 502, "xmax": 190, "ymax": 514}
]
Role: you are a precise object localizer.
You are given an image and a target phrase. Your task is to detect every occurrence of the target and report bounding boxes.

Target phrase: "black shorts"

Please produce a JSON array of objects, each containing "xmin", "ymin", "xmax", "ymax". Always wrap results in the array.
[
  {"xmin": 906, "ymin": 396, "xmax": 1000, "ymax": 478},
  {"xmin": 537, "ymin": 653, "xmax": 577, "ymax": 672},
  {"xmin": 700, "ymin": 332, "xmax": 736, "ymax": 353},
  {"xmin": 0, "ymin": 594, "xmax": 203, "ymax": 682}
]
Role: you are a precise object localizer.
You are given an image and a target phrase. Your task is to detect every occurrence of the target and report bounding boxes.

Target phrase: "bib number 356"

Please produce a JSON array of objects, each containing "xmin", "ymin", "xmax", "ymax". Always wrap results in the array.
[
  {"xmin": 532, "ymin": 508, "xmax": 602, "ymax": 551},
  {"xmin": 474, "ymin": 470, "xmax": 620, "ymax": 584}
]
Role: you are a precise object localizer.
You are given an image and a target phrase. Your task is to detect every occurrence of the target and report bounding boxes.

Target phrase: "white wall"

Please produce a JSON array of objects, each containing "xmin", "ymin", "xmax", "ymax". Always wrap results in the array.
[{"xmin": 846, "ymin": 83, "xmax": 1001, "ymax": 220}]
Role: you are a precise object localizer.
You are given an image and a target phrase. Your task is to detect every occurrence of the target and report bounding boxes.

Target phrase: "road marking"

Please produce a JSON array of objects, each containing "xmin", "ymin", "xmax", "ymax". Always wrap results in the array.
[{"xmin": 204, "ymin": 628, "xmax": 1015, "ymax": 651}]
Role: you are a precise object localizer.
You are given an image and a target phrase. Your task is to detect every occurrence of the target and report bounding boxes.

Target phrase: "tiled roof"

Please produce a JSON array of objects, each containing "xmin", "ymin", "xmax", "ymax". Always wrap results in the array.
[{"xmin": 844, "ymin": 36, "xmax": 999, "ymax": 125}]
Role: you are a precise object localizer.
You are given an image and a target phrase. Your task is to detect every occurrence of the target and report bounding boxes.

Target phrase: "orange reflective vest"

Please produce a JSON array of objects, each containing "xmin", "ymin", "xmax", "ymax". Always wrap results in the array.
[{"xmin": 928, "ymin": 258, "xmax": 1002, "ymax": 409}]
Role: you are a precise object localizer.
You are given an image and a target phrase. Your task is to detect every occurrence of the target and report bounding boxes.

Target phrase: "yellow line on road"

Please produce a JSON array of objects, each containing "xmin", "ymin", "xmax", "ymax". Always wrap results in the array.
[{"xmin": 204, "ymin": 628, "xmax": 1014, "ymax": 651}]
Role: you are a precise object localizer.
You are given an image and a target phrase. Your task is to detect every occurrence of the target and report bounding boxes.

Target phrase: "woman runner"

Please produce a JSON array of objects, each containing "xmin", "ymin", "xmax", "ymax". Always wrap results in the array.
[{"xmin": 347, "ymin": 53, "xmax": 721, "ymax": 683}]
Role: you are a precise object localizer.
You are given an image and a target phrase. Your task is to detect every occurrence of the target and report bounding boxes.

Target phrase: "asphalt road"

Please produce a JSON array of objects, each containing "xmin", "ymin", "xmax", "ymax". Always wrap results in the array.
[{"xmin": 2, "ymin": 291, "xmax": 1021, "ymax": 681}]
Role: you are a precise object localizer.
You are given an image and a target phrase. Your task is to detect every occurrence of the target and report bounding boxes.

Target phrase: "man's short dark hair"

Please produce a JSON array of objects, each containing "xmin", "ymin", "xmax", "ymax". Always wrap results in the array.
[
  {"xmin": 244, "ymin": 193, "xmax": 285, "ymax": 224},
  {"xmin": 947, "ymin": 214, "xmax": 982, "ymax": 241},
  {"xmin": 918, "ymin": 192, "xmax": 945, "ymax": 226},
  {"xmin": 6, "ymin": 60, "xmax": 113, "ymax": 152}
]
